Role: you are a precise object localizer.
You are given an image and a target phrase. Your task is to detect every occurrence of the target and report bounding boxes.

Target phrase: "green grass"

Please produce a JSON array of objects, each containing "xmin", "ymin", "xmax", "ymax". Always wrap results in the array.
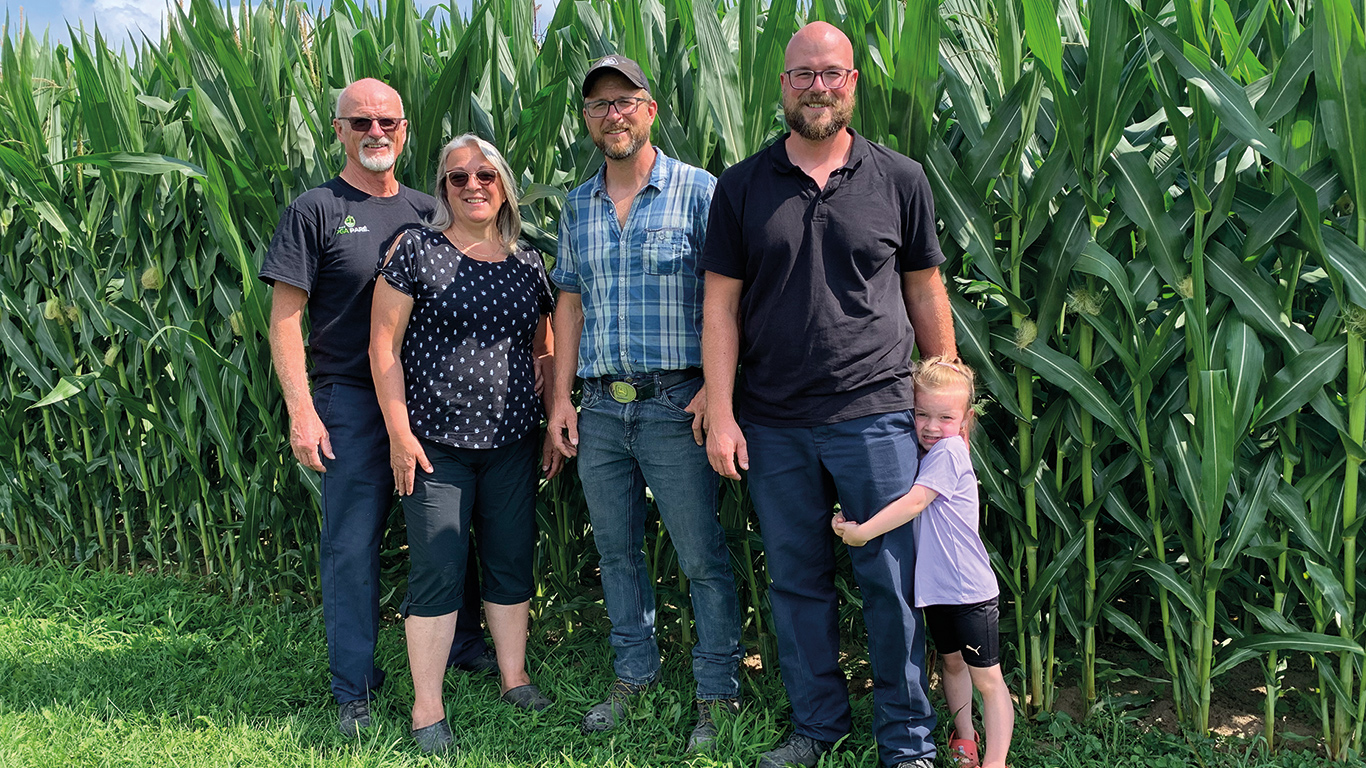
[{"xmin": 0, "ymin": 558, "xmax": 1353, "ymax": 768}]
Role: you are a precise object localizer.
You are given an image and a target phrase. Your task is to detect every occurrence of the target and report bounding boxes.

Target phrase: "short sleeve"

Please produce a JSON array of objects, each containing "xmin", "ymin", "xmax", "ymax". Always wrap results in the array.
[
  {"xmin": 691, "ymin": 173, "xmax": 716, "ymax": 252},
  {"xmin": 914, "ymin": 439, "xmax": 968, "ymax": 498},
  {"xmin": 699, "ymin": 179, "xmax": 745, "ymax": 279},
  {"xmin": 896, "ymin": 164, "xmax": 946, "ymax": 273},
  {"xmin": 258, "ymin": 204, "xmax": 319, "ymax": 292},
  {"xmin": 521, "ymin": 246, "xmax": 557, "ymax": 316},
  {"xmin": 377, "ymin": 229, "xmax": 422, "ymax": 298},
  {"xmin": 549, "ymin": 204, "xmax": 582, "ymax": 293}
]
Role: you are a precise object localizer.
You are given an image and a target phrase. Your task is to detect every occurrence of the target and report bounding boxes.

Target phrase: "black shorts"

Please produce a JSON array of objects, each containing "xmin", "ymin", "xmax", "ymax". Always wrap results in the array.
[
  {"xmin": 399, "ymin": 433, "xmax": 538, "ymax": 617},
  {"xmin": 924, "ymin": 597, "xmax": 1000, "ymax": 668}
]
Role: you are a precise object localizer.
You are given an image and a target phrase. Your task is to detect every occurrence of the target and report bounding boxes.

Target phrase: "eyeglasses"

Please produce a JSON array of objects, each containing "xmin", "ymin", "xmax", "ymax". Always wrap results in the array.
[
  {"xmin": 338, "ymin": 116, "xmax": 405, "ymax": 133},
  {"xmin": 783, "ymin": 68, "xmax": 855, "ymax": 90},
  {"xmin": 445, "ymin": 169, "xmax": 499, "ymax": 188},
  {"xmin": 584, "ymin": 97, "xmax": 649, "ymax": 119}
]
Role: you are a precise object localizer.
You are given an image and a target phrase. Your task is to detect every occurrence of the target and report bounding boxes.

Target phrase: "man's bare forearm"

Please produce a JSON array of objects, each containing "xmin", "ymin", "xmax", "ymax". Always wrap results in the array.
[
  {"xmin": 903, "ymin": 266, "xmax": 957, "ymax": 360},
  {"xmin": 269, "ymin": 283, "xmax": 316, "ymax": 417},
  {"xmin": 702, "ymin": 273, "xmax": 743, "ymax": 420},
  {"xmin": 551, "ymin": 293, "xmax": 585, "ymax": 408}
]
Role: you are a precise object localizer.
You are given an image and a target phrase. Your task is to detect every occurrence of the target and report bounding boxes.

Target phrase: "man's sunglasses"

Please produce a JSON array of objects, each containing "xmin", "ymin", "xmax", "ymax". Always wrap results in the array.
[
  {"xmin": 445, "ymin": 169, "xmax": 500, "ymax": 188},
  {"xmin": 338, "ymin": 116, "xmax": 405, "ymax": 133}
]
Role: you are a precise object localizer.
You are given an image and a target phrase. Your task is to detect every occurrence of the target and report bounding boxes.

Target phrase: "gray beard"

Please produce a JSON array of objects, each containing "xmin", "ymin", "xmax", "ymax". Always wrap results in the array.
[{"xmin": 358, "ymin": 144, "xmax": 396, "ymax": 172}]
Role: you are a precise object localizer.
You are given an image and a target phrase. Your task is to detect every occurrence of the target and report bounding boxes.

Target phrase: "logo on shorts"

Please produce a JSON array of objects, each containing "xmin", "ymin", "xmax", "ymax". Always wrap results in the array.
[
  {"xmin": 335, "ymin": 214, "xmax": 370, "ymax": 235},
  {"xmin": 965, "ymin": 644, "xmax": 982, "ymax": 655}
]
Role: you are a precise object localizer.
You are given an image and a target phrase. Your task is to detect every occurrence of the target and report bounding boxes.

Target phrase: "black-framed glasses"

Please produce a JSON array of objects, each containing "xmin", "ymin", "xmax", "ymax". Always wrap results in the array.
[
  {"xmin": 783, "ymin": 68, "xmax": 854, "ymax": 90},
  {"xmin": 445, "ymin": 169, "xmax": 499, "ymax": 188},
  {"xmin": 338, "ymin": 116, "xmax": 405, "ymax": 133},
  {"xmin": 584, "ymin": 97, "xmax": 649, "ymax": 118}
]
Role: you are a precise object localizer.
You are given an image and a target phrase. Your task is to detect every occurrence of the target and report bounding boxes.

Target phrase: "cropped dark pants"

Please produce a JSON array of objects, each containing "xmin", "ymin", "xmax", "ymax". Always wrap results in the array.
[{"xmin": 314, "ymin": 381, "xmax": 487, "ymax": 705}]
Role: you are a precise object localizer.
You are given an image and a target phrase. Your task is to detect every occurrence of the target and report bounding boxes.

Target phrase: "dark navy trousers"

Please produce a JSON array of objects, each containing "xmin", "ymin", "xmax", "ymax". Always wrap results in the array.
[
  {"xmin": 741, "ymin": 410, "xmax": 936, "ymax": 766},
  {"xmin": 314, "ymin": 381, "xmax": 487, "ymax": 704}
]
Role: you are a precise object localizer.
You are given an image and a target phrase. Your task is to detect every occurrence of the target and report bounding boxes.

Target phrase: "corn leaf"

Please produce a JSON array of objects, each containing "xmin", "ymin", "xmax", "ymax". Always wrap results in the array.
[
  {"xmin": 993, "ymin": 331, "xmax": 1139, "ymax": 448},
  {"xmin": 1255, "ymin": 337, "xmax": 1348, "ymax": 428}
]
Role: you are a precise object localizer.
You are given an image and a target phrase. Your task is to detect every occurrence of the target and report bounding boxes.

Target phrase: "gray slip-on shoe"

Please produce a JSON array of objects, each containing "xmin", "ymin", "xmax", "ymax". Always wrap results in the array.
[
  {"xmin": 411, "ymin": 719, "xmax": 454, "ymax": 754},
  {"xmin": 501, "ymin": 683, "xmax": 553, "ymax": 712}
]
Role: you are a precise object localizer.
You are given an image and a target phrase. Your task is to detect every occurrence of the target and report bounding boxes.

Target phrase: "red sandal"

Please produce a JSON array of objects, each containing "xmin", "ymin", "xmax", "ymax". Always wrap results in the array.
[{"xmin": 947, "ymin": 729, "xmax": 981, "ymax": 768}]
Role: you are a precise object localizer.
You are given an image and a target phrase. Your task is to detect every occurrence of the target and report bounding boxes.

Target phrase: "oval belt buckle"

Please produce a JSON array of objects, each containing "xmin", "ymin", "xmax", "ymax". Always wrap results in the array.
[{"xmin": 609, "ymin": 380, "xmax": 638, "ymax": 403}]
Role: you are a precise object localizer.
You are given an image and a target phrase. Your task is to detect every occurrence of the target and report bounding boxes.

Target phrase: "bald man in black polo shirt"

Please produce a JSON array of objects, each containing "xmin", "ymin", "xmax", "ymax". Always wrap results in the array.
[{"xmin": 699, "ymin": 22, "xmax": 956, "ymax": 768}]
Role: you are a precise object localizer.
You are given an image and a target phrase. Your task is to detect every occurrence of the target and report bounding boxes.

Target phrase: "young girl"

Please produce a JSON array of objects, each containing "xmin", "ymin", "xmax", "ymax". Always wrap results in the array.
[{"xmin": 832, "ymin": 356, "xmax": 1011, "ymax": 768}]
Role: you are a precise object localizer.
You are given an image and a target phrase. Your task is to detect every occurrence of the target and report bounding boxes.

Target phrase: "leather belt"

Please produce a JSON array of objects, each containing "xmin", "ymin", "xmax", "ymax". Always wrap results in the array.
[{"xmin": 596, "ymin": 368, "xmax": 702, "ymax": 404}]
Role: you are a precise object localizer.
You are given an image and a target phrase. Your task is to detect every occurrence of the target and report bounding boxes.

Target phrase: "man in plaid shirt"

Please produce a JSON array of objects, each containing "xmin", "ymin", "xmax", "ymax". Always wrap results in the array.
[{"xmin": 547, "ymin": 55, "xmax": 743, "ymax": 752}]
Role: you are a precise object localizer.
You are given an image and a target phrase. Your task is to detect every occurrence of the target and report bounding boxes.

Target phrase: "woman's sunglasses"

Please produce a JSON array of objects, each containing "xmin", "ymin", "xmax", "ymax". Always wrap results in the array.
[{"xmin": 445, "ymin": 169, "xmax": 499, "ymax": 188}]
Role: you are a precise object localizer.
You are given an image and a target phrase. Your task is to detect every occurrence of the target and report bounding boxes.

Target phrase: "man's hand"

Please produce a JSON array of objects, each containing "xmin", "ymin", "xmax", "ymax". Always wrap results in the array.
[
  {"xmin": 706, "ymin": 415, "xmax": 748, "ymax": 480},
  {"xmin": 290, "ymin": 403, "xmax": 334, "ymax": 472},
  {"xmin": 685, "ymin": 383, "xmax": 708, "ymax": 446},
  {"xmin": 831, "ymin": 512, "xmax": 871, "ymax": 547},
  {"xmin": 547, "ymin": 399, "xmax": 579, "ymax": 459},
  {"xmin": 541, "ymin": 431, "xmax": 566, "ymax": 479},
  {"xmin": 390, "ymin": 432, "xmax": 433, "ymax": 496}
]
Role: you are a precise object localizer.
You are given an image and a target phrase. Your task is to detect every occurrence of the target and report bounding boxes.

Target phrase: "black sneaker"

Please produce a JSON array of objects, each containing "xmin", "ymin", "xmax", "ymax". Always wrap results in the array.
[
  {"xmin": 757, "ymin": 732, "xmax": 837, "ymax": 768},
  {"xmin": 337, "ymin": 699, "xmax": 371, "ymax": 736},
  {"xmin": 580, "ymin": 678, "xmax": 654, "ymax": 733},
  {"xmin": 889, "ymin": 760, "xmax": 935, "ymax": 768},
  {"xmin": 450, "ymin": 646, "xmax": 499, "ymax": 675},
  {"xmin": 686, "ymin": 697, "xmax": 740, "ymax": 751}
]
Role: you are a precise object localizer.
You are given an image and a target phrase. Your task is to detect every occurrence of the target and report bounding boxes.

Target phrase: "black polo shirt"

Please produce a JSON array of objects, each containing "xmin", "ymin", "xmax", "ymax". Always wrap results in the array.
[{"xmin": 700, "ymin": 130, "xmax": 945, "ymax": 427}]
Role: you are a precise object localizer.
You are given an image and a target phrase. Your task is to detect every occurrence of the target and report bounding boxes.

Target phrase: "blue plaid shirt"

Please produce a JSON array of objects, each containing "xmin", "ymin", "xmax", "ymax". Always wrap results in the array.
[{"xmin": 551, "ymin": 151, "xmax": 715, "ymax": 379}]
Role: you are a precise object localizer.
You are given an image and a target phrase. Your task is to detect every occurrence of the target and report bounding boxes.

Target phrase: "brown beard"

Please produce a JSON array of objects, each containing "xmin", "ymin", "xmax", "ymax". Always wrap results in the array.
[
  {"xmin": 595, "ymin": 121, "xmax": 650, "ymax": 160},
  {"xmin": 784, "ymin": 92, "xmax": 854, "ymax": 141}
]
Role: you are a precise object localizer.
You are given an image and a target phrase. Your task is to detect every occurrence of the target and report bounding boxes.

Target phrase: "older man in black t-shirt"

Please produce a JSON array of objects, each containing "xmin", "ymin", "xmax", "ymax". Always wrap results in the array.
[
  {"xmin": 700, "ymin": 23, "xmax": 957, "ymax": 768},
  {"xmin": 258, "ymin": 78, "xmax": 492, "ymax": 737}
]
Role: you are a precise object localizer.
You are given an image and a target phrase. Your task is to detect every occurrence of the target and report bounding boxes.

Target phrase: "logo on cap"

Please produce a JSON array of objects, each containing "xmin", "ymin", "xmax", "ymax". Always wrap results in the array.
[{"xmin": 604, "ymin": 56, "xmax": 617, "ymax": 64}]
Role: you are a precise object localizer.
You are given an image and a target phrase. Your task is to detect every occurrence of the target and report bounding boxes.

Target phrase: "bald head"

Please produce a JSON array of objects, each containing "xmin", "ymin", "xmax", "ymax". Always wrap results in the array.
[
  {"xmin": 785, "ymin": 21, "xmax": 854, "ymax": 69},
  {"xmin": 781, "ymin": 21, "xmax": 858, "ymax": 142},
  {"xmin": 333, "ymin": 78, "xmax": 408, "ymax": 178},
  {"xmin": 335, "ymin": 78, "xmax": 404, "ymax": 120}
]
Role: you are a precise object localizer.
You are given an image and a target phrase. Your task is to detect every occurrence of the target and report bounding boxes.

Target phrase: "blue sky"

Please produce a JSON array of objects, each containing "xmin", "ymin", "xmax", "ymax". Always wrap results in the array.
[{"xmin": 6, "ymin": 0, "xmax": 556, "ymax": 48}]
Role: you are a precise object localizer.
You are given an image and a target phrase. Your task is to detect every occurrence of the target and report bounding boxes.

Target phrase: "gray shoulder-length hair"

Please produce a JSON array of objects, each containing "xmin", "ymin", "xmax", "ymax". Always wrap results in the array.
[{"xmin": 428, "ymin": 133, "xmax": 522, "ymax": 248}]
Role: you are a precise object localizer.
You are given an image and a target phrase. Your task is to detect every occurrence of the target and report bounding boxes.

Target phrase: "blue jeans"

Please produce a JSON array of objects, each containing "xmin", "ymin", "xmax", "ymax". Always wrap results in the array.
[
  {"xmin": 741, "ymin": 410, "xmax": 935, "ymax": 766},
  {"xmin": 314, "ymin": 382, "xmax": 488, "ymax": 704},
  {"xmin": 576, "ymin": 376, "xmax": 743, "ymax": 699}
]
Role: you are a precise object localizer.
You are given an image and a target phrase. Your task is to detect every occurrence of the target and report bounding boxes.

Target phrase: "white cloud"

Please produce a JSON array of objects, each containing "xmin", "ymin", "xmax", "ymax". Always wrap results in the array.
[
  {"xmin": 19, "ymin": 0, "xmax": 559, "ymax": 48},
  {"xmin": 49, "ymin": 0, "xmax": 167, "ymax": 44}
]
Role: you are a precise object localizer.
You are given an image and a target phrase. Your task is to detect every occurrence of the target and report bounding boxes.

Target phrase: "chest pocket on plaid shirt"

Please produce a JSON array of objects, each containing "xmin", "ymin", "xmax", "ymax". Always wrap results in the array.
[{"xmin": 642, "ymin": 227, "xmax": 687, "ymax": 275}]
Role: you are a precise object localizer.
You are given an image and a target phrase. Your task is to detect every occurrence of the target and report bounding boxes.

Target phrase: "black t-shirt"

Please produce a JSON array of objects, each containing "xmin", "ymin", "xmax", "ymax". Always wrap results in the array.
[
  {"xmin": 258, "ymin": 177, "xmax": 436, "ymax": 388},
  {"xmin": 700, "ymin": 130, "xmax": 945, "ymax": 427},
  {"xmin": 379, "ymin": 228, "xmax": 555, "ymax": 450}
]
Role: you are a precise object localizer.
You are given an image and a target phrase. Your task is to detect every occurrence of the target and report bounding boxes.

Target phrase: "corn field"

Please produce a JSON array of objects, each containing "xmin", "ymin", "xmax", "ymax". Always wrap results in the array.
[{"xmin": 1, "ymin": 0, "xmax": 1364, "ymax": 756}]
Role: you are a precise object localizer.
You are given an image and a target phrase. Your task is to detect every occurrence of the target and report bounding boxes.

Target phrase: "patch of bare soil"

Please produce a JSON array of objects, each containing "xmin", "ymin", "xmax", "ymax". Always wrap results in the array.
[{"xmin": 1048, "ymin": 648, "xmax": 1324, "ymax": 749}]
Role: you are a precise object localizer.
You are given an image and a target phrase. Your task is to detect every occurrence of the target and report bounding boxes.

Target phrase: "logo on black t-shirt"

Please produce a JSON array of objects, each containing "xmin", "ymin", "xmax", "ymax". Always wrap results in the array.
[{"xmin": 335, "ymin": 215, "xmax": 371, "ymax": 235}]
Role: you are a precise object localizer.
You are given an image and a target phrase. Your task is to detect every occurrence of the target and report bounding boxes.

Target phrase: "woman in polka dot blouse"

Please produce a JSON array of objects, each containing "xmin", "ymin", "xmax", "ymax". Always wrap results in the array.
[{"xmin": 370, "ymin": 133, "xmax": 560, "ymax": 753}]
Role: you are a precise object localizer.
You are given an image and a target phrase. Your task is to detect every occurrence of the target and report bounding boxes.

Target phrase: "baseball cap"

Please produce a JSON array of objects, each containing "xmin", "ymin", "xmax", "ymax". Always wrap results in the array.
[{"xmin": 582, "ymin": 55, "xmax": 650, "ymax": 97}]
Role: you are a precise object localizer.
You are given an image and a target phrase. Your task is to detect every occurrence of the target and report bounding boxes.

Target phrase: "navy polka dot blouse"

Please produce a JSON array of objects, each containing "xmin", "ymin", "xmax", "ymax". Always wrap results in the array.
[{"xmin": 379, "ymin": 227, "xmax": 555, "ymax": 449}]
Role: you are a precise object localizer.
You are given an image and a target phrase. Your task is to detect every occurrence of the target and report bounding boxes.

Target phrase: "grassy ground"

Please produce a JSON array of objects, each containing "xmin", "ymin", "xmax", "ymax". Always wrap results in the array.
[{"xmin": 0, "ymin": 559, "xmax": 1353, "ymax": 768}]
